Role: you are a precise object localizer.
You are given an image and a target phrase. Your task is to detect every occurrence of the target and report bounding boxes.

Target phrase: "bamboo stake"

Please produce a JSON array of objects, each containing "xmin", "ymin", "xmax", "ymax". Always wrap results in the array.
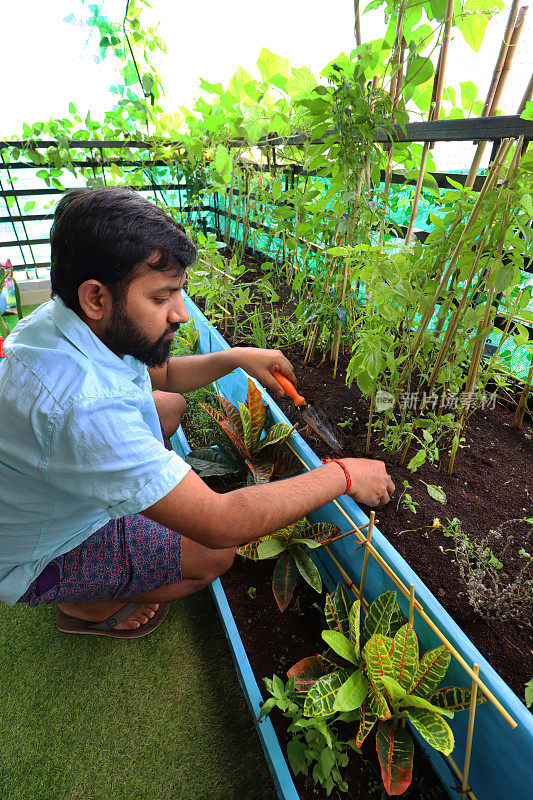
[
  {"xmin": 517, "ymin": 71, "xmax": 533, "ymax": 115},
  {"xmin": 389, "ymin": 2, "xmax": 407, "ymax": 110},
  {"xmin": 359, "ymin": 511, "xmax": 375, "ymax": 600},
  {"xmin": 460, "ymin": 664, "xmax": 480, "ymax": 798},
  {"xmin": 365, "ymin": 390, "xmax": 375, "ymax": 455},
  {"xmin": 404, "ymin": 0, "xmax": 454, "ymax": 244},
  {"xmin": 448, "ymin": 139, "xmax": 523, "ymax": 473},
  {"xmin": 447, "ymin": 756, "xmax": 480, "ymax": 800},
  {"xmin": 408, "ymin": 583, "xmax": 415, "ymax": 626},
  {"xmin": 333, "ymin": 254, "xmax": 350, "ymax": 378},
  {"xmin": 479, "ymin": 289, "xmax": 522, "ymax": 387},
  {"xmin": 353, "ymin": 0, "xmax": 362, "ymax": 47},
  {"xmin": 465, "ymin": 4, "xmax": 527, "ymax": 188},
  {"xmin": 286, "ymin": 441, "xmax": 517, "ymax": 727},
  {"xmin": 396, "ymin": 138, "xmax": 513, "ymax": 392},
  {"xmin": 511, "ymin": 357, "xmax": 533, "ymax": 428}
]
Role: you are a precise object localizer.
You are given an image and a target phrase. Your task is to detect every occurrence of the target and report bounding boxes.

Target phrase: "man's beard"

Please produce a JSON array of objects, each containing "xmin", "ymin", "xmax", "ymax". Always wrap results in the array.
[{"xmin": 104, "ymin": 302, "xmax": 178, "ymax": 368}]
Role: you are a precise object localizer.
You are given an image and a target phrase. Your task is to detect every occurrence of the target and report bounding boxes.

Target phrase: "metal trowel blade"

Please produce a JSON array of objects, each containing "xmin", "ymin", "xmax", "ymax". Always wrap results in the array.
[{"xmin": 301, "ymin": 403, "xmax": 345, "ymax": 454}]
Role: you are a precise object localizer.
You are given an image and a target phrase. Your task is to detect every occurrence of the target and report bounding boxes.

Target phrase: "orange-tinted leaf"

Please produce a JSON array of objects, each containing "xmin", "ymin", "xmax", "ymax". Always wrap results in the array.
[
  {"xmin": 246, "ymin": 458, "xmax": 274, "ymax": 484},
  {"xmin": 376, "ymin": 721, "xmax": 414, "ymax": 796},
  {"xmin": 287, "ymin": 654, "xmax": 341, "ymax": 692},
  {"xmin": 246, "ymin": 378, "xmax": 267, "ymax": 450},
  {"xmin": 218, "ymin": 396, "xmax": 243, "ymax": 436}
]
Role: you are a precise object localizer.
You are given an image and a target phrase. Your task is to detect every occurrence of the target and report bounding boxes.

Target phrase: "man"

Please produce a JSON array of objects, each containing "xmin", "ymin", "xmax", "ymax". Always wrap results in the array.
[{"xmin": 0, "ymin": 187, "xmax": 394, "ymax": 638}]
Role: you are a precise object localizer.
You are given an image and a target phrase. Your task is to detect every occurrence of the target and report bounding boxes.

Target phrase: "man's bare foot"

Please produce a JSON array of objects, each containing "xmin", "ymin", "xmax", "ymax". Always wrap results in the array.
[{"xmin": 57, "ymin": 600, "xmax": 160, "ymax": 630}]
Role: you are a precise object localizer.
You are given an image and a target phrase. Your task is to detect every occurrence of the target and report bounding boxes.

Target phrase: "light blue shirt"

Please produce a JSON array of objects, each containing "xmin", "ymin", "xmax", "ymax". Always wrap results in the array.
[{"xmin": 0, "ymin": 297, "xmax": 190, "ymax": 605}]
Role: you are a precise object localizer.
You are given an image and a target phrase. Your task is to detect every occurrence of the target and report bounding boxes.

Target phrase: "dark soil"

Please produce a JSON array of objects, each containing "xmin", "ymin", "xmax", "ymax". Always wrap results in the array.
[
  {"xmin": 201, "ymin": 259, "xmax": 532, "ymax": 699},
  {"xmin": 220, "ymin": 555, "xmax": 451, "ymax": 800}
]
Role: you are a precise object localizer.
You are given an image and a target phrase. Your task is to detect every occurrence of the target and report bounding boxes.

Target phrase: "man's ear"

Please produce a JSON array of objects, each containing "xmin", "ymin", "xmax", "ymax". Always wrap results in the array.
[{"xmin": 78, "ymin": 280, "xmax": 111, "ymax": 321}]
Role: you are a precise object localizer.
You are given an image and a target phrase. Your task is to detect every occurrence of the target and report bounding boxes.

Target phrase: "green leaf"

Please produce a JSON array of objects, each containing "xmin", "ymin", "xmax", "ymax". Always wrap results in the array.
[
  {"xmin": 258, "ymin": 539, "xmax": 287, "ymax": 558},
  {"xmin": 363, "ymin": 634, "xmax": 395, "ymax": 690},
  {"xmin": 255, "ymin": 422, "xmax": 295, "ymax": 451},
  {"xmin": 319, "ymin": 746, "xmax": 335, "ymax": 779},
  {"xmin": 460, "ymin": 80, "xmax": 478, "ymax": 108},
  {"xmin": 293, "ymin": 548, "xmax": 322, "ymax": 594},
  {"xmin": 376, "ymin": 721, "xmax": 414, "ymax": 796},
  {"xmin": 272, "ymin": 553, "xmax": 298, "ymax": 611},
  {"xmin": 407, "ymin": 449, "xmax": 426, "ymax": 472},
  {"xmin": 404, "ymin": 707, "xmax": 455, "ymax": 754},
  {"xmin": 287, "ymin": 739, "xmax": 307, "ymax": 775},
  {"xmin": 304, "ymin": 670, "xmax": 351, "ymax": 717},
  {"xmin": 457, "ymin": 14, "xmax": 487, "ymax": 52},
  {"xmin": 348, "ymin": 599, "xmax": 361, "ymax": 659},
  {"xmin": 421, "ymin": 482, "xmax": 447, "ymax": 504},
  {"xmin": 405, "ymin": 56, "xmax": 433, "ymax": 87},
  {"xmin": 214, "ymin": 143, "xmax": 232, "ymax": 185},
  {"xmin": 401, "ymin": 694, "xmax": 454, "ymax": 718},
  {"xmin": 409, "ymin": 644, "xmax": 451, "ymax": 698},
  {"xmin": 361, "ymin": 590, "xmax": 397, "ymax": 644},
  {"xmin": 257, "ymin": 48, "xmax": 289, "ymax": 81},
  {"xmin": 525, "ymin": 678, "xmax": 533, "ymax": 708},
  {"xmin": 391, "ymin": 624, "xmax": 418, "ymax": 689},
  {"xmin": 321, "ymin": 630, "xmax": 358, "ymax": 665},
  {"xmin": 325, "ymin": 582, "xmax": 353, "ymax": 637},
  {"xmin": 333, "ymin": 669, "xmax": 369, "ymax": 712},
  {"xmin": 429, "ymin": 686, "xmax": 488, "ymax": 712},
  {"xmin": 381, "ymin": 675, "xmax": 407, "ymax": 705},
  {"xmin": 238, "ymin": 402, "xmax": 253, "ymax": 451}
]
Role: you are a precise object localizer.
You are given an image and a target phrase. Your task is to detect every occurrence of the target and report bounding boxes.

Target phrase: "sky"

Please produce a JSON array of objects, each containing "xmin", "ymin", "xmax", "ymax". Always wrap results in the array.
[{"xmin": 1, "ymin": 0, "xmax": 532, "ymax": 170}]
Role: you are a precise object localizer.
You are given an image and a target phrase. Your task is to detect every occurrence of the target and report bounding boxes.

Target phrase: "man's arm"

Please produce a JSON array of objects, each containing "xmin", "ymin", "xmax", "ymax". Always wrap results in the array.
[
  {"xmin": 143, "ymin": 458, "xmax": 395, "ymax": 550},
  {"xmin": 148, "ymin": 347, "xmax": 296, "ymax": 397}
]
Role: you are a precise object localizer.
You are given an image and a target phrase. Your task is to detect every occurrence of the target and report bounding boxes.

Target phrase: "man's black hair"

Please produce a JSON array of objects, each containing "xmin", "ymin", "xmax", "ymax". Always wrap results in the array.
[{"xmin": 50, "ymin": 187, "xmax": 197, "ymax": 310}]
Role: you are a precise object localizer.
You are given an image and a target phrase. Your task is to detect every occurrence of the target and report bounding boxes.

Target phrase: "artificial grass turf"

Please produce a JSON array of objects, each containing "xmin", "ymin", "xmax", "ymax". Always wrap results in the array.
[{"xmin": 0, "ymin": 590, "xmax": 275, "ymax": 800}]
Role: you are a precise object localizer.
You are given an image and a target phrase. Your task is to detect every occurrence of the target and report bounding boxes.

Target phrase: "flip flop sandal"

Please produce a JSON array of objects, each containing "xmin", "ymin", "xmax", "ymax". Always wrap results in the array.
[{"xmin": 56, "ymin": 601, "xmax": 170, "ymax": 639}]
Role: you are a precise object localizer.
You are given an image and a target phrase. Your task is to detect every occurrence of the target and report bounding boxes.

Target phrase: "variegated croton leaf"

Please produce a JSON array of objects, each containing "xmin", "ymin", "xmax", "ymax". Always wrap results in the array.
[
  {"xmin": 286, "ymin": 654, "xmax": 341, "ymax": 693},
  {"xmin": 325, "ymin": 582, "xmax": 353, "ymax": 637},
  {"xmin": 272, "ymin": 553, "xmax": 298, "ymax": 611},
  {"xmin": 303, "ymin": 669, "xmax": 352, "ymax": 717},
  {"xmin": 376, "ymin": 720, "xmax": 414, "ymax": 796},
  {"xmin": 246, "ymin": 378, "xmax": 267, "ymax": 450},
  {"xmin": 428, "ymin": 686, "xmax": 487, "ymax": 712}
]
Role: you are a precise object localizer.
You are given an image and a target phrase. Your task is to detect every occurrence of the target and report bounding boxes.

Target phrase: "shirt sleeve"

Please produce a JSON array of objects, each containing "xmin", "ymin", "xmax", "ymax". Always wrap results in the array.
[{"xmin": 44, "ymin": 396, "xmax": 191, "ymax": 518}]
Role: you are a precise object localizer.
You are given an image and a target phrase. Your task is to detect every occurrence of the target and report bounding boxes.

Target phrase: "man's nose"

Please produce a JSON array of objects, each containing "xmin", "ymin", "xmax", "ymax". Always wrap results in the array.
[{"xmin": 168, "ymin": 294, "xmax": 189, "ymax": 324}]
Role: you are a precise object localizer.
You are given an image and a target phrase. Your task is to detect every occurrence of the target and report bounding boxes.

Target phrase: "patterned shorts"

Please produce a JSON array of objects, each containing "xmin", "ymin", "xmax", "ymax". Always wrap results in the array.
[
  {"xmin": 17, "ymin": 514, "xmax": 182, "ymax": 607},
  {"xmin": 17, "ymin": 423, "xmax": 182, "ymax": 607}
]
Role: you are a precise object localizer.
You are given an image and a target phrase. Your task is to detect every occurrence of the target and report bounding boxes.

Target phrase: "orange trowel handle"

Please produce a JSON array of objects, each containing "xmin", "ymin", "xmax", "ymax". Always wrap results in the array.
[{"xmin": 272, "ymin": 370, "xmax": 306, "ymax": 407}]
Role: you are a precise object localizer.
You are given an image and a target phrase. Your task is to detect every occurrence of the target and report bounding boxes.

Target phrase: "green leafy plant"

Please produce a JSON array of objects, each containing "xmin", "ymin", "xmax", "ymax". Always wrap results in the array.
[
  {"xmin": 186, "ymin": 378, "xmax": 300, "ymax": 484},
  {"xmin": 237, "ymin": 518, "xmax": 340, "ymax": 611},
  {"xmin": 525, "ymin": 678, "xmax": 533, "ymax": 709},
  {"xmin": 396, "ymin": 480, "xmax": 419, "ymax": 514},
  {"xmin": 288, "ymin": 584, "xmax": 487, "ymax": 796},
  {"xmin": 171, "ymin": 320, "xmax": 199, "ymax": 356},
  {"xmin": 259, "ymin": 674, "xmax": 359, "ymax": 795}
]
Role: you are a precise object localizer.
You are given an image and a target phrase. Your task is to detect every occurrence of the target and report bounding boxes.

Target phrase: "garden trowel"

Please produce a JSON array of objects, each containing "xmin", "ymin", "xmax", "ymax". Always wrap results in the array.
[{"xmin": 272, "ymin": 370, "xmax": 344, "ymax": 454}]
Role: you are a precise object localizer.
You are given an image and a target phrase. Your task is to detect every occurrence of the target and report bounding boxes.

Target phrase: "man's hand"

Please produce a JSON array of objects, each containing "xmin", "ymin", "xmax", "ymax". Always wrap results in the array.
[
  {"xmin": 232, "ymin": 347, "xmax": 297, "ymax": 398},
  {"xmin": 343, "ymin": 458, "xmax": 395, "ymax": 507}
]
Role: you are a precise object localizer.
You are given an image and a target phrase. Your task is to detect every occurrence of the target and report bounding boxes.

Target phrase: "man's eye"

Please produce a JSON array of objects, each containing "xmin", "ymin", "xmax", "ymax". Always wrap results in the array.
[{"xmin": 154, "ymin": 298, "xmax": 168, "ymax": 305}]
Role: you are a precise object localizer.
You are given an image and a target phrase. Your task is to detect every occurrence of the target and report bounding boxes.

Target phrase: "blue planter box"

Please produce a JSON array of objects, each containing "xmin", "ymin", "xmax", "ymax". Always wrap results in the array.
[{"xmin": 171, "ymin": 292, "xmax": 533, "ymax": 800}]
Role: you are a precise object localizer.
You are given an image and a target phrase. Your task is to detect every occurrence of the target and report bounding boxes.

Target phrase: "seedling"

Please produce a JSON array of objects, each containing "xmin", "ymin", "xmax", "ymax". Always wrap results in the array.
[{"xmin": 396, "ymin": 480, "xmax": 419, "ymax": 514}]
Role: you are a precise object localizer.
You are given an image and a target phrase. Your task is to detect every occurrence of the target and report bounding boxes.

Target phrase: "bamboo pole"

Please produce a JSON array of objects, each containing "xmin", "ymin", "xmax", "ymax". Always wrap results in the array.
[
  {"xmin": 404, "ymin": 0, "xmax": 454, "ymax": 244},
  {"xmin": 517, "ymin": 71, "xmax": 533, "ymax": 115},
  {"xmin": 511, "ymin": 357, "xmax": 533, "ymax": 428},
  {"xmin": 479, "ymin": 289, "xmax": 522, "ymax": 386},
  {"xmin": 408, "ymin": 583, "xmax": 415, "ymax": 626},
  {"xmin": 465, "ymin": 4, "xmax": 527, "ymax": 188},
  {"xmin": 460, "ymin": 664, "xmax": 480, "ymax": 798},
  {"xmin": 396, "ymin": 139, "xmax": 513, "ymax": 393},
  {"xmin": 359, "ymin": 511, "xmax": 375, "ymax": 600},
  {"xmin": 448, "ymin": 139, "xmax": 523, "ymax": 473},
  {"xmin": 285, "ymin": 442, "xmax": 518, "ymax": 727},
  {"xmin": 365, "ymin": 390, "xmax": 375, "ymax": 455},
  {"xmin": 353, "ymin": 0, "xmax": 362, "ymax": 47},
  {"xmin": 448, "ymin": 756, "xmax": 480, "ymax": 800}
]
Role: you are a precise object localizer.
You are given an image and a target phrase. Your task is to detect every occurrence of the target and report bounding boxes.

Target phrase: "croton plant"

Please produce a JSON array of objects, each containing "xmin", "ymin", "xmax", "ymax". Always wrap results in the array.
[
  {"xmin": 286, "ymin": 584, "xmax": 487, "ymax": 796},
  {"xmin": 186, "ymin": 377, "xmax": 300, "ymax": 484},
  {"xmin": 237, "ymin": 518, "xmax": 340, "ymax": 611}
]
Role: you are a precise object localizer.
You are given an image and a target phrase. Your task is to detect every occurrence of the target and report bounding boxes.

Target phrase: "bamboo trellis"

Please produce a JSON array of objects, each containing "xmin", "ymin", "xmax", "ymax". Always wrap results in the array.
[{"xmin": 285, "ymin": 440, "xmax": 518, "ymax": 800}]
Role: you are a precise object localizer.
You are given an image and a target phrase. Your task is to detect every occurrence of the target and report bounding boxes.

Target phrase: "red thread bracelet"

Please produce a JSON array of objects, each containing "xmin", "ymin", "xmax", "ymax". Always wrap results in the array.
[{"xmin": 321, "ymin": 457, "xmax": 352, "ymax": 494}]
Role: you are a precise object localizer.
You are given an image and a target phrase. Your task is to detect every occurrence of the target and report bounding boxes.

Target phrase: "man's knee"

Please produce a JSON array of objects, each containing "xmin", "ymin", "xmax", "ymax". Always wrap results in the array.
[
  {"xmin": 202, "ymin": 547, "xmax": 236, "ymax": 584},
  {"xmin": 153, "ymin": 390, "xmax": 186, "ymax": 438}
]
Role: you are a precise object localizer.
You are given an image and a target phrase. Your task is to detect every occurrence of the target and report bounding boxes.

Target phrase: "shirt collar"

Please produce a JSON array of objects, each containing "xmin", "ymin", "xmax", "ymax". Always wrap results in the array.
[{"xmin": 51, "ymin": 297, "xmax": 146, "ymax": 385}]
